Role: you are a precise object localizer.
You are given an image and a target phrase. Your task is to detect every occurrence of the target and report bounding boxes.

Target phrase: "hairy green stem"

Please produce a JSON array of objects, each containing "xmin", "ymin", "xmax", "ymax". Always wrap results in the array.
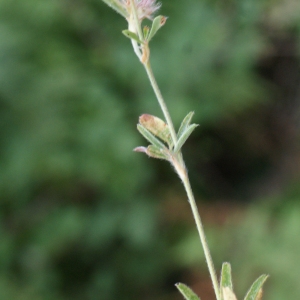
[
  {"xmin": 182, "ymin": 174, "xmax": 221, "ymax": 300},
  {"xmin": 144, "ymin": 60, "xmax": 221, "ymax": 300},
  {"xmin": 144, "ymin": 61, "xmax": 178, "ymax": 145},
  {"xmin": 127, "ymin": 3, "xmax": 220, "ymax": 299}
]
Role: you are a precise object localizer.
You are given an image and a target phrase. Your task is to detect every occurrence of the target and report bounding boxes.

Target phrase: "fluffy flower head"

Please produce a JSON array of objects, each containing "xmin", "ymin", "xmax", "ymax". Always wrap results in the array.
[{"xmin": 121, "ymin": 0, "xmax": 161, "ymax": 20}]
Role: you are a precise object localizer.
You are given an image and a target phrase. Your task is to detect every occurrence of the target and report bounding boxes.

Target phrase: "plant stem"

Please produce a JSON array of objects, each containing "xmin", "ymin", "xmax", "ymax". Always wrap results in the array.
[
  {"xmin": 143, "ymin": 59, "xmax": 221, "ymax": 300},
  {"xmin": 144, "ymin": 61, "xmax": 178, "ymax": 145},
  {"xmin": 130, "ymin": 0, "xmax": 143, "ymax": 40},
  {"xmin": 182, "ymin": 174, "xmax": 221, "ymax": 300}
]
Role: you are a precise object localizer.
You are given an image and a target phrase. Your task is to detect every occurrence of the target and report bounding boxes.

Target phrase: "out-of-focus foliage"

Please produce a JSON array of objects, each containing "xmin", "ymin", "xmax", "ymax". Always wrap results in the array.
[
  {"xmin": 171, "ymin": 184, "xmax": 300, "ymax": 300},
  {"xmin": 0, "ymin": 0, "xmax": 169, "ymax": 299},
  {"xmin": 218, "ymin": 182, "xmax": 300, "ymax": 300},
  {"xmin": 0, "ymin": 0, "xmax": 300, "ymax": 299}
]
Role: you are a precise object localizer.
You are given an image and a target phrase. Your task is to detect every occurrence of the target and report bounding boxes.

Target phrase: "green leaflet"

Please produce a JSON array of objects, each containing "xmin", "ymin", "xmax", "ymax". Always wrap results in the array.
[
  {"xmin": 174, "ymin": 124, "xmax": 198, "ymax": 153},
  {"xmin": 244, "ymin": 275, "xmax": 268, "ymax": 300},
  {"xmin": 175, "ymin": 283, "xmax": 201, "ymax": 300},
  {"xmin": 139, "ymin": 114, "xmax": 173, "ymax": 148},
  {"xmin": 134, "ymin": 145, "xmax": 169, "ymax": 160},
  {"xmin": 146, "ymin": 145, "xmax": 169, "ymax": 160},
  {"xmin": 137, "ymin": 124, "xmax": 165, "ymax": 149},
  {"xmin": 177, "ymin": 112, "xmax": 195, "ymax": 139},
  {"xmin": 122, "ymin": 30, "xmax": 144, "ymax": 44},
  {"xmin": 147, "ymin": 15, "xmax": 168, "ymax": 42},
  {"xmin": 220, "ymin": 262, "xmax": 233, "ymax": 300}
]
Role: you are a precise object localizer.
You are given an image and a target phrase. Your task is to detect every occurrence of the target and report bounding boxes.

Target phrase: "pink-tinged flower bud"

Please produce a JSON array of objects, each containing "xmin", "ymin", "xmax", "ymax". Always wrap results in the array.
[{"xmin": 139, "ymin": 114, "xmax": 173, "ymax": 147}]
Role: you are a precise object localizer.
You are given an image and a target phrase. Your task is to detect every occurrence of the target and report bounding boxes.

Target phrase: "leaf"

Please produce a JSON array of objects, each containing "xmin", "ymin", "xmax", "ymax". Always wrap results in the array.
[
  {"xmin": 220, "ymin": 262, "xmax": 233, "ymax": 299},
  {"xmin": 175, "ymin": 283, "xmax": 201, "ymax": 300},
  {"xmin": 139, "ymin": 114, "xmax": 173, "ymax": 148},
  {"xmin": 122, "ymin": 30, "xmax": 144, "ymax": 44},
  {"xmin": 244, "ymin": 275, "xmax": 268, "ymax": 300},
  {"xmin": 147, "ymin": 15, "xmax": 168, "ymax": 42},
  {"xmin": 174, "ymin": 124, "xmax": 198, "ymax": 153},
  {"xmin": 222, "ymin": 287, "xmax": 238, "ymax": 300},
  {"xmin": 177, "ymin": 112, "xmax": 195, "ymax": 139},
  {"xmin": 143, "ymin": 25, "xmax": 150, "ymax": 40},
  {"xmin": 147, "ymin": 145, "xmax": 169, "ymax": 160},
  {"xmin": 137, "ymin": 124, "xmax": 165, "ymax": 149},
  {"xmin": 101, "ymin": 0, "xmax": 127, "ymax": 17},
  {"xmin": 134, "ymin": 145, "xmax": 169, "ymax": 160}
]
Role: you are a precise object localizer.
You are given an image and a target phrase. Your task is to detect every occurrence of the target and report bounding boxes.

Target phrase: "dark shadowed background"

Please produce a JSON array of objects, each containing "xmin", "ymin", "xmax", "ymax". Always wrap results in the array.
[{"xmin": 1, "ymin": 0, "xmax": 300, "ymax": 299}]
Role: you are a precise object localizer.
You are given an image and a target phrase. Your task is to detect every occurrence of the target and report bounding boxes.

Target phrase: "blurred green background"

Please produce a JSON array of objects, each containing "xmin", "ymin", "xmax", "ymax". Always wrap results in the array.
[{"xmin": 0, "ymin": 0, "xmax": 300, "ymax": 299}]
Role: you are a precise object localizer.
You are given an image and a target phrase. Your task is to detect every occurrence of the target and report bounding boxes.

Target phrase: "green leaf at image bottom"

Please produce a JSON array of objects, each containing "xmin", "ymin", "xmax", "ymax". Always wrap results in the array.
[
  {"xmin": 244, "ymin": 274, "xmax": 268, "ymax": 300},
  {"xmin": 220, "ymin": 262, "xmax": 233, "ymax": 299},
  {"xmin": 222, "ymin": 287, "xmax": 238, "ymax": 300}
]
